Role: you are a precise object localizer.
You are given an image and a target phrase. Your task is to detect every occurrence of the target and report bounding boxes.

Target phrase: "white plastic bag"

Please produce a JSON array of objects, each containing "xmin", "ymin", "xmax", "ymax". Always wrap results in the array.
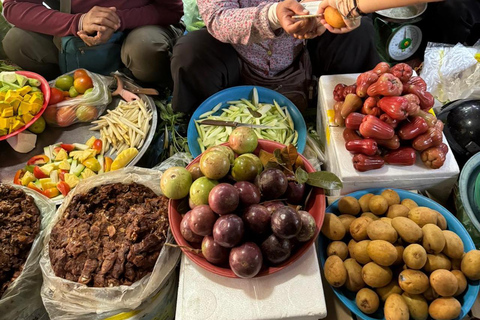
[
  {"xmin": 421, "ymin": 41, "xmax": 480, "ymax": 103},
  {"xmin": 0, "ymin": 185, "xmax": 55, "ymax": 320},
  {"xmin": 152, "ymin": 152, "xmax": 193, "ymax": 171},
  {"xmin": 40, "ymin": 167, "xmax": 181, "ymax": 320},
  {"xmin": 45, "ymin": 69, "xmax": 112, "ymax": 127}
]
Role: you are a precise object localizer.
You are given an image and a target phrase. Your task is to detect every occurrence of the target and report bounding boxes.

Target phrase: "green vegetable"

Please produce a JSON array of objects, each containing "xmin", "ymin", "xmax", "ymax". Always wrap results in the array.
[
  {"xmin": 196, "ymin": 87, "xmax": 298, "ymax": 149},
  {"xmin": 28, "ymin": 78, "xmax": 41, "ymax": 87}
]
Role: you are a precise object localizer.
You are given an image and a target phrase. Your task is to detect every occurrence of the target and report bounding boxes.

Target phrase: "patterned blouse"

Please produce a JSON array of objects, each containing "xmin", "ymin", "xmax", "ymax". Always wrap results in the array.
[{"xmin": 197, "ymin": 0, "xmax": 304, "ymax": 77}]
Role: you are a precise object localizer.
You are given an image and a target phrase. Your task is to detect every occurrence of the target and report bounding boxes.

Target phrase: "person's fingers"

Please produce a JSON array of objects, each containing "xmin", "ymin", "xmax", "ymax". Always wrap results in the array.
[
  {"xmin": 92, "ymin": 15, "xmax": 119, "ymax": 30},
  {"xmin": 77, "ymin": 31, "xmax": 95, "ymax": 46},
  {"xmin": 91, "ymin": 7, "xmax": 121, "ymax": 26},
  {"xmin": 89, "ymin": 24, "xmax": 109, "ymax": 33}
]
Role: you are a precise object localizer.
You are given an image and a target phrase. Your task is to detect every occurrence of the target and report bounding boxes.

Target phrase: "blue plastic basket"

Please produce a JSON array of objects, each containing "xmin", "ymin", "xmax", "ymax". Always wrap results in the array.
[
  {"xmin": 318, "ymin": 188, "xmax": 479, "ymax": 320},
  {"xmin": 187, "ymin": 86, "xmax": 307, "ymax": 158}
]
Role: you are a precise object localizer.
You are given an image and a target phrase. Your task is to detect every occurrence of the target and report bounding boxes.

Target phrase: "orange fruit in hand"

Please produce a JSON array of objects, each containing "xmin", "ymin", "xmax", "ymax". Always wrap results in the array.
[{"xmin": 324, "ymin": 6, "xmax": 346, "ymax": 28}]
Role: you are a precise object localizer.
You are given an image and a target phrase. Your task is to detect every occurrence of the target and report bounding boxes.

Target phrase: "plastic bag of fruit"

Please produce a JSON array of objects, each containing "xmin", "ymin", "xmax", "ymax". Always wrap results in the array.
[
  {"xmin": 44, "ymin": 69, "xmax": 112, "ymax": 127},
  {"xmin": 39, "ymin": 167, "xmax": 181, "ymax": 320},
  {"xmin": 0, "ymin": 184, "xmax": 55, "ymax": 320}
]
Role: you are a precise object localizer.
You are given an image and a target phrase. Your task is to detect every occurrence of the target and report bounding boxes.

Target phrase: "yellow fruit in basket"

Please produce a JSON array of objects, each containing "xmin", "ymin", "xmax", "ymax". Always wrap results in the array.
[
  {"xmin": 28, "ymin": 116, "xmax": 46, "ymax": 134},
  {"xmin": 111, "ymin": 148, "xmax": 139, "ymax": 171}
]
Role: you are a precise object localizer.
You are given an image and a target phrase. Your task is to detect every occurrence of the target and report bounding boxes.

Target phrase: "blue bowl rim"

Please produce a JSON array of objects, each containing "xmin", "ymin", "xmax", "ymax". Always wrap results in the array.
[
  {"xmin": 187, "ymin": 85, "xmax": 307, "ymax": 158},
  {"xmin": 317, "ymin": 188, "xmax": 480, "ymax": 320},
  {"xmin": 459, "ymin": 151, "xmax": 480, "ymax": 232}
]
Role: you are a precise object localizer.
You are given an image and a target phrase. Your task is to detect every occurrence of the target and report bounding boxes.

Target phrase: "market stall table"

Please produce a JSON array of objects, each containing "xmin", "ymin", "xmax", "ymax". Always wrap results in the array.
[
  {"xmin": 0, "ymin": 91, "xmax": 157, "ymax": 196},
  {"xmin": 176, "ymin": 245, "xmax": 326, "ymax": 320}
]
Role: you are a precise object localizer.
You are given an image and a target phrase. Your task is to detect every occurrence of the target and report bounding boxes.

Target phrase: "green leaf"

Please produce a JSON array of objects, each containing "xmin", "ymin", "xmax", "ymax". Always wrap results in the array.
[
  {"xmin": 306, "ymin": 171, "xmax": 343, "ymax": 190},
  {"xmin": 295, "ymin": 167, "xmax": 308, "ymax": 184}
]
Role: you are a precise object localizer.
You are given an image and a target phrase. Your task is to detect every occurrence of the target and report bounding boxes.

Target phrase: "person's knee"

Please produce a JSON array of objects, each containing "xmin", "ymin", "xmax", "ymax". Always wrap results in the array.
[
  {"xmin": 122, "ymin": 26, "xmax": 173, "ymax": 82},
  {"xmin": 3, "ymin": 28, "xmax": 29, "ymax": 61},
  {"xmin": 123, "ymin": 27, "xmax": 170, "ymax": 62},
  {"xmin": 171, "ymin": 30, "xmax": 213, "ymax": 73}
]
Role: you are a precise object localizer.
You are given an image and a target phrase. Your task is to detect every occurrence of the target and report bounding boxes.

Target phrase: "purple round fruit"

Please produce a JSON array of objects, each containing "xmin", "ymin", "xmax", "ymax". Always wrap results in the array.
[
  {"xmin": 264, "ymin": 201, "xmax": 284, "ymax": 214},
  {"xmin": 229, "ymin": 242, "xmax": 263, "ymax": 278},
  {"xmin": 261, "ymin": 234, "xmax": 292, "ymax": 264},
  {"xmin": 234, "ymin": 181, "xmax": 261, "ymax": 206},
  {"xmin": 189, "ymin": 205, "xmax": 217, "ymax": 236},
  {"xmin": 285, "ymin": 181, "xmax": 306, "ymax": 205},
  {"xmin": 180, "ymin": 211, "xmax": 204, "ymax": 243},
  {"xmin": 213, "ymin": 214, "xmax": 244, "ymax": 248},
  {"xmin": 271, "ymin": 206, "xmax": 302, "ymax": 239},
  {"xmin": 202, "ymin": 235, "xmax": 230, "ymax": 265},
  {"xmin": 296, "ymin": 210, "xmax": 316, "ymax": 242},
  {"xmin": 243, "ymin": 204, "xmax": 271, "ymax": 234},
  {"xmin": 256, "ymin": 169, "xmax": 288, "ymax": 200},
  {"xmin": 208, "ymin": 183, "xmax": 239, "ymax": 215}
]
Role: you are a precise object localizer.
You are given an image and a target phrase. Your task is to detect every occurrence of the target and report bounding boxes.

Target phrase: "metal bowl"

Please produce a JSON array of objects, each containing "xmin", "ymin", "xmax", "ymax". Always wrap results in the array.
[{"xmin": 376, "ymin": 3, "xmax": 427, "ymax": 21}]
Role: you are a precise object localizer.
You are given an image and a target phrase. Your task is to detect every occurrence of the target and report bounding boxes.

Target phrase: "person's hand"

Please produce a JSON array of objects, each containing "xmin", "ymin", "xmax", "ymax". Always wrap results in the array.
[
  {"xmin": 317, "ymin": 0, "xmax": 361, "ymax": 34},
  {"xmin": 77, "ymin": 27, "xmax": 114, "ymax": 46},
  {"xmin": 82, "ymin": 6, "xmax": 121, "ymax": 35},
  {"xmin": 277, "ymin": 0, "xmax": 317, "ymax": 38}
]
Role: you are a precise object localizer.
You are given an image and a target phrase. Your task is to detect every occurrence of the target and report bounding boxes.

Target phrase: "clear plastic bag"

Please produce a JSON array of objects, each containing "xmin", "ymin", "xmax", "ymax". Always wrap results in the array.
[
  {"xmin": 421, "ymin": 41, "xmax": 480, "ymax": 104},
  {"xmin": 152, "ymin": 152, "xmax": 193, "ymax": 171},
  {"xmin": 0, "ymin": 184, "xmax": 56, "ymax": 320},
  {"xmin": 45, "ymin": 69, "xmax": 112, "ymax": 127},
  {"xmin": 40, "ymin": 167, "xmax": 181, "ymax": 320},
  {"xmin": 183, "ymin": 0, "xmax": 205, "ymax": 32}
]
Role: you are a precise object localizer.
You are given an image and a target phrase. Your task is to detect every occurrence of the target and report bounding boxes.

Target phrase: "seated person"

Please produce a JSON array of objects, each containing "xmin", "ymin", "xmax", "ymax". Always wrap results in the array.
[
  {"xmin": 2, "ymin": 0, "xmax": 184, "ymax": 88},
  {"xmin": 170, "ymin": 0, "xmax": 441, "ymax": 114}
]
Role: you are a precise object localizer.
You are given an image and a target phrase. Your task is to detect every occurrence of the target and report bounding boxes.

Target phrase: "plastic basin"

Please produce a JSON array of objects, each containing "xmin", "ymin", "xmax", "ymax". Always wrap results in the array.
[
  {"xmin": 169, "ymin": 139, "xmax": 325, "ymax": 278},
  {"xmin": 0, "ymin": 71, "xmax": 51, "ymax": 141},
  {"xmin": 318, "ymin": 188, "xmax": 479, "ymax": 320},
  {"xmin": 187, "ymin": 86, "xmax": 307, "ymax": 158}
]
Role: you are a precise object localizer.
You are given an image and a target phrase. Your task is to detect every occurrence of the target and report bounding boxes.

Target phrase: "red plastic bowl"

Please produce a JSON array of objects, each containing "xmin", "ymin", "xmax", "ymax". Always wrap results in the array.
[
  {"xmin": 0, "ymin": 71, "xmax": 51, "ymax": 141},
  {"xmin": 168, "ymin": 139, "xmax": 326, "ymax": 278}
]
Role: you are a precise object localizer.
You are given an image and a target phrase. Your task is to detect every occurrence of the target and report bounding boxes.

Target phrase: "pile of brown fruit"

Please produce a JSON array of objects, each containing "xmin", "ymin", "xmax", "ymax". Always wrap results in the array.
[{"xmin": 322, "ymin": 189, "xmax": 480, "ymax": 320}]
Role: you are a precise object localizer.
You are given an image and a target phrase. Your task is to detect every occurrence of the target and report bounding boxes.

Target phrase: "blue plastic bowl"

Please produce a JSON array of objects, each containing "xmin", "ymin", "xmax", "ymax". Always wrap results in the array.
[
  {"xmin": 318, "ymin": 188, "xmax": 479, "ymax": 320},
  {"xmin": 459, "ymin": 152, "xmax": 480, "ymax": 234},
  {"xmin": 187, "ymin": 86, "xmax": 307, "ymax": 158}
]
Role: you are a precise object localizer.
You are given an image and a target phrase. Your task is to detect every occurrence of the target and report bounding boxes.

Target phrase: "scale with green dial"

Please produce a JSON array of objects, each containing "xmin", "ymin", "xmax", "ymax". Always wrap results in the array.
[{"xmin": 374, "ymin": 4, "xmax": 427, "ymax": 62}]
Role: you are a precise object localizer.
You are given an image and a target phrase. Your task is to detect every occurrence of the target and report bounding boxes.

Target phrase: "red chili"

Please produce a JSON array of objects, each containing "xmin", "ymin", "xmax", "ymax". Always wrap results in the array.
[
  {"xmin": 27, "ymin": 155, "xmax": 50, "ymax": 166},
  {"xmin": 359, "ymin": 115, "xmax": 395, "ymax": 140},
  {"xmin": 352, "ymin": 154, "xmax": 385, "ymax": 172},
  {"xmin": 345, "ymin": 139, "xmax": 378, "ymax": 156},
  {"xmin": 398, "ymin": 116, "xmax": 429, "ymax": 140},
  {"xmin": 345, "ymin": 112, "xmax": 365, "ymax": 130},
  {"xmin": 343, "ymin": 128, "xmax": 361, "ymax": 142},
  {"xmin": 384, "ymin": 147, "xmax": 417, "ymax": 166}
]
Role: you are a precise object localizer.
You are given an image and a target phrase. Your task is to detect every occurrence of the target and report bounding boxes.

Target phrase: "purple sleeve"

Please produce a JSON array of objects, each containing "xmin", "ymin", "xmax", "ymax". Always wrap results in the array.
[
  {"xmin": 3, "ymin": 0, "xmax": 82, "ymax": 37},
  {"xmin": 198, "ymin": 0, "xmax": 277, "ymax": 45},
  {"xmin": 116, "ymin": 0, "xmax": 184, "ymax": 30}
]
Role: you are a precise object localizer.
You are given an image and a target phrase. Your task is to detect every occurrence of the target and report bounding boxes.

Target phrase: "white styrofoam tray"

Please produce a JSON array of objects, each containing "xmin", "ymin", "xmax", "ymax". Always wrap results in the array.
[
  {"xmin": 176, "ymin": 245, "xmax": 327, "ymax": 320},
  {"xmin": 316, "ymin": 73, "xmax": 460, "ymax": 197}
]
